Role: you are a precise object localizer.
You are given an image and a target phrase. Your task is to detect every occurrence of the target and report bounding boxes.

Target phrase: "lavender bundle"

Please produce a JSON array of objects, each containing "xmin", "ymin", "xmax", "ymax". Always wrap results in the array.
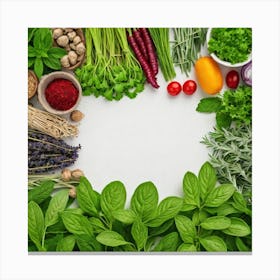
[{"xmin": 28, "ymin": 129, "xmax": 81, "ymax": 175}]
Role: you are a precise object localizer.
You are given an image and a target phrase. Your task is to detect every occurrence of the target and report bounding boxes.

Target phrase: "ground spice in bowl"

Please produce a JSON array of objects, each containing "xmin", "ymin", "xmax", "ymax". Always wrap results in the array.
[{"xmin": 45, "ymin": 78, "xmax": 79, "ymax": 111}]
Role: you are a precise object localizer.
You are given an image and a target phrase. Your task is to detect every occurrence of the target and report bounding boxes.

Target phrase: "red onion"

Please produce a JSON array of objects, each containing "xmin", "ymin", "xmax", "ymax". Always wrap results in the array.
[{"xmin": 241, "ymin": 61, "xmax": 252, "ymax": 87}]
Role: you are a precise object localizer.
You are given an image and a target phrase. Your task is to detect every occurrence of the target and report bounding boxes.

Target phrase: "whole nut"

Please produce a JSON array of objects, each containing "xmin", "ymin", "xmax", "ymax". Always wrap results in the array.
[
  {"xmin": 70, "ymin": 110, "xmax": 84, "ymax": 122},
  {"xmin": 56, "ymin": 35, "xmax": 69, "ymax": 47}
]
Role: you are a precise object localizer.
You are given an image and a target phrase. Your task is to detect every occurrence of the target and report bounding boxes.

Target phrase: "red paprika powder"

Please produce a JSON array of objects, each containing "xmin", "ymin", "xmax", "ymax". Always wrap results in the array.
[{"xmin": 45, "ymin": 78, "xmax": 79, "ymax": 111}]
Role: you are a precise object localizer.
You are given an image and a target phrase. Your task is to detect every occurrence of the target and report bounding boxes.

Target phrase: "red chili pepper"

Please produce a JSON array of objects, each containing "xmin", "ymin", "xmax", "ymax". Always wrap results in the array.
[{"xmin": 45, "ymin": 79, "xmax": 79, "ymax": 111}]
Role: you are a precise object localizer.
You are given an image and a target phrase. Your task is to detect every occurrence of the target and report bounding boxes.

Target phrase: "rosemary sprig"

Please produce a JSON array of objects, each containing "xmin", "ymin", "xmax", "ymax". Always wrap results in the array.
[{"xmin": 201, "ymin": 124, "xmax": 252, "ymax": 203}]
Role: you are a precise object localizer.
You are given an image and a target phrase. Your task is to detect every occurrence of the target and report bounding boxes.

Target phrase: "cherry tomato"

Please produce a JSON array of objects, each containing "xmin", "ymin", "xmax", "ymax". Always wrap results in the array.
[
  {"xmin": 226, "ymin": 70, "xmax": 239, "ymax": 89},
  {"xmin": 182, "ymin": 80, "xmax": 197, "ymax": 95},
  {"xmin": 167, "ymin": 81, "xmax": 182, "ymax": 96}
]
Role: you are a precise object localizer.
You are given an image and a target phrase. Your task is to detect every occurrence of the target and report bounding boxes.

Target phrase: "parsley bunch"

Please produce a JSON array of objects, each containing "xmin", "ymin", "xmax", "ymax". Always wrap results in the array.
[{"xmin": 208, "ymin": 28, "xmax": 252, "ymax": 64}]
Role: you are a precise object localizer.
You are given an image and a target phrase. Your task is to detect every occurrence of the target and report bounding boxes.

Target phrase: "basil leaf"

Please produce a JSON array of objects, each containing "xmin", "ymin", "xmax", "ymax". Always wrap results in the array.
[
  {"xmin": 112, "ymin": 209, "xmax": 136, "ymax": 224},
  {"xmin": 216, "ymin": 202, "xmax": 240, "ymax": 216},
  {"xmin": 44, "ymin": 234, "xmax": 63, "ymax": 251},
  {"xmin": 130, "ymin": 181, "xmax": 158, "ymax": 222},
  {"xmin": 183, "ymin": 172, "xmax": 200, "ymax": 207},
  {"xmin": 175, "ymin": 215, "xmax": 196, "ymax": 244},
  {"xmin": 196, "ymin": 97, "xmax": 222, "ymax": 112},
  {"xmin": 28, "ymin": 28, "xmax": 37, "ymax": 43},
  {"xmin": 200, "ymin": 216, "xmax": 231, "ymax": 230},
  {"xmin": 148, "ymin": 219, "xmax": 174, "ymax": 237},
  {"xmin": 177, "ymin": 243, "xmax": 197, "ymax": 252},
  {"xmin": 28, "ymin": 180, "xmax": 54, "ymax": 204},
  {"xmin": 77, "ymin": 176, "xmax": 100, "ymax": 216},
  {"xmin": 222, "ymin": 217, "xmax": 251, "ymax": 237},
  {"xmin": 75, "ymin": 234, "xmax": 103, "ymax": 251},
  {"xmin": 96, "ymin": 230, "xmax": 131, "ymax": 247},
  {"xmin": 199, "ymin": 235, "xmax": 227, "ymax": 252},
  {"xmin": 100, "ymin": 181, "xmax": 126, "ymax": 221},
  {"xmin": 42, "ymin": 56, "xmax": 62, "ymax": 70},
  {"xmin": 45, "ymin": 189, "xmax": 69, "ymax": 227},
  {"xmin": 34, "ymin": 57, "xmax": 43, "ymax": 78},
  {"xmin": 47, "ymin": 47, "xmax": 67, "ymax": 58},
  {"xmin": 198, "ymin": 161, "xmax": 217, "ymax": 202},
  {"xmin": 131, "ymin": 219, "xmax": 148, "ymax": 251},
  {"xmin": 235, "ymin": 237, "xmax": 250, "ymax": 251},
  {"xmin": 181, "ymin": 202, "xmax": 196, "ymax": 212},
  {"xmin": 56, "ymin": 235, "xmax": 76, "ymax": 252},
  {"xmin": 28, "ymin": 201, "xmax": 45, "ymax": 250},
  {"xmin": 153, "ymin": 232, "xmax": 179, "ymax": 252},
  {"xmin": 61, "ymin": 212, "xmax": 93, "ymax": 237},
  {"xmin": 33, "ymin": 29, "xmax": 43, "ymax": 50},
  {"xmin": 204, "ymin": 184, "xmax": 236, "ymax": 207},
  {"xmin": 147, "ymin": 196, "xmax": 183, "ymax": 227},
  {"xmin": 28, "ymin": 57, "xmax": 35, "ymax": 67},
  {"xmin": 28, "ymin": 45, "xmax": 36, "ymax": 58},
  {"xmin": 232, "ymin": 192, "xmax": 252, "ymax": 216},
  {"xmin": 216, "ymin": 111, "xmax": 232, "ymax": 128},
  {"xmin": 88, "ymin": 217, "xmax": 107, "ymax": 233}
]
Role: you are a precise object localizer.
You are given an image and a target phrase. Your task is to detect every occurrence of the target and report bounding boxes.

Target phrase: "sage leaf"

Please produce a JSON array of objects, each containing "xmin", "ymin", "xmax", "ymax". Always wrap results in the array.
[
  {"xmin": 112, "ymin": 209, "xmax": 136, "ymax": 224},
  {"xmin": 130, "ymin": 181, "xmax": 158, "ymax": 222},
  {"xmin": 45, "ymin": 189, "xmax": 69, "ymax": 227},
  {"xmin": 222, "ymin": 217, "xmax": 251, "ymax": 237},
  {"xmin": 153, "ymin": 232, "xmax": 179, "ymax": 252},
  {"xmin": 196, "ymin": 97, "xmax": 222, "ymax": 113},
  {"xmin": 131, "ymin": 219, "xmax": 148, "ymax": 251},
  {"xmin": 100, "ymin": 181, "xmax": 126, "ymax": 221},
  {"xmin": 28, "ymin": 180, "xmax": 54, "ymax": 204},
  {"xmin": 183, "ymin": 172, "xmax": 200, "ymax": 207},
  {"xmin": 199, "ymin": 235, "xmax": 227, "ymax": 252},
  {"xmin": 198, "ymin": 161, "xmax": 216, "ymax": 202},
  {"xmin": 77, "ymin": 176, "xmax": 100, "ymax": 216},
  {"xmin": 177, "ymin": 243, "xmax": 197, "ymax": 252},
  {"xmin": 56, "ymin": 235, "xmax": 76, "ymax": 252},
  {"xmin": 175, "ymin": 215, "xmax": 196, "ymax": 244},
  {"xmin": 200, "ymin": 216, "xmax": 231, "ymax": 230},
  {"xmin": 96, "ymin": 230, "xmax": 131, "ymax": 247},
  {"xmin": 61, "ymin": 212, "xmax": 92, "ymax": 237},
  {"xmin": 28, "ymin": 201, "xmax": 45, "ymax": 250},
  {"xmin": 147, "ymin": 196, "xmax": 183, "ymax": 227},
  {"xmin": 204, "ymin": 184, "xmax": 236, "ymax": 207}
]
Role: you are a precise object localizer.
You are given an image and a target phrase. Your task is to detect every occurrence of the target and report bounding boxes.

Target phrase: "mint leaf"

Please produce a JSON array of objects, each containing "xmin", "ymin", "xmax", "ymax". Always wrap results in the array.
[
  {"xmin": 28, "ymin": 201, "xmax": 45, "ymax": 250},
  {"xmin": 96, "ymin": 231, "xmax": 131, "ymax": 247},
  {"xmin": 198, "ymin": 162, "xmax": 216, "ymax": 202},
  {"xmin": 204, "ymin": 184, "xmax": 235, "ymax": 207},
  {"xmin": 216, "ymin": 111, "xmax": 232, "ymax": 128},
  {"xmin": 175, "ymin": 215, "xmax": 196, "ymax": 244},
  {"xmin": 222, "ymin": 217, "xmax": 251, "ymax": 237},
  {"xmin": 131, "ymin": 219, "xmax": 148, "ymax": 251},
  {"xmin": 183, "ymin": 171, "xmax": 200, "ymax": 207},
  {"xmin": 130, "ymin": 181, "xmax": 158, "ymax": 222},
  {"xmin": 199, "ymin": 235, "xmax": 227, "ymax": 252},
  {"xmin": 45, "ymin": 189, "xmax": 69, "ymax": 227},
  {"xmin": 28, "ymin": 180, "xmax": 54, "ymax": 204},
  {"xmin": 196, "ymin": 97, "xmax": 222, "ymax": 112},
  {"xmin": 200, "ymin": 216, "xmax": 231, "ymax": 230},
  {"xmin": 100, "ymin": 181, "xmax": 126, "ymax": 221}
]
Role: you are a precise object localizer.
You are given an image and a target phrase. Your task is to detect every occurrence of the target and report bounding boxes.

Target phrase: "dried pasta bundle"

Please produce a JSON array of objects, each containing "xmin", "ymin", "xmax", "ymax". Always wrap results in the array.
[{"xmin": 28, "ymin": 105, "xmax": 78, "ymax": 139}]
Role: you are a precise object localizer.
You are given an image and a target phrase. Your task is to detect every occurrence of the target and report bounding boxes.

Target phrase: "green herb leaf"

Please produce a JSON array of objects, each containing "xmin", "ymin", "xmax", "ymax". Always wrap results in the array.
[
  {"xmin": 112, "ymin": 209, "xmax": 136, "ymax": 224},
  {"xmin": 148, "ymin": 219, "xmax": 174, "ymax": 237},
  {"xmin": 96, "ymin": 230, "xmax": 131, "ymax": 247},
  {"xmin": 88, "ymin": 217, "xmax": 107, "ymax": 233},
  {"xmin": 28, "ymin": 28, "xmax": 37, "ymax": 43},
  {"xmin": 77, "ymin": 176, "xmax": 100, "ymax": 216},
  {"xmin": 56, "ymin": 235, "xmax": 76, "ymax": 252},
  {"xmin": 232, "ymin": 192, "xmax": 251, "ymax": 216},
  {"xmin": 216, "ymin": 111, "xmax": 232, "ymax": 128},
  {"xmin": 28, "ymin": 57, "xmax": 35, "ymax": 67},
  {"xmin": 175, "ymin": 215, "xmax": 196, "ymax": 244},
  {"xmin": 196, "ymin": 97, "xmax": 222, "ymax": 113},
  {"xmin": 45, "ymin": 189, "xmax": 69, "ymax": 227},
  {"xmin": 200, "ymin": 216, "xmax": 231, "ymax": 230},
  {"xmin": 47, "ymin": 47, "xmax": 67, "ymax": 58},
  {"xmin": 100, "ymin": 181, "xmax": 126, "ymax": 221},
  {"xmin": 61, "ymin": 212, "xmax": 93, "ymax": 237},
  {"xmin": 222, "ymin": 217, "xmax": 251, "ymax": 237},
  {"xmin": 28, "ymin": 201, "xmax": 45, "ymax": 250},
  {"xmin": 28, "ymin": 46, "xmax": 36, "ymax": 58},
  {"xmin": 34, "ymin": 57, "xmax": 44, "ymax": 78},
  {"xmin": 177, "ymin": 243, "xmax": 197, "ymax": 252},
  {"xmin": 153, "ymin": 232, "xmax": 179, "ymax": 252},
  {"xmin": 204, "ymin": 184, "xmax": 236, "ymax": 207},
  {"xmin": 147, "ymin": 196, "xmax": 183, "ymax": 227},
  {"xmin": 235, "ymin": 237, "xmax": 250, "ymax": 251},
  {"xmin": 42, "ymin": 56, "xmax": 62, "ymax": 70},
  {"xmin": 198, "ymin": 161, "xmax": 216, "ymax": 202},
  {"xmin": 216, "ymin": 203, "xmax": 240, "ymax": 216},
  {"xmin": 183, "ymin": 172, "xmax": 200, "ymax": 207},
  {"xmin": 130, "ymin": 181, "xmax": 158, "ymax": 222},
  {"xmin": 75, "ymin": 234, "xmax": 103, "ymax": 251},
  {"xmin": 28, "ymin": 180, "xmax": 54, "ymax": 204},
  {"xmin": 131, "ymin": 219, "xmax": 148, "ymax": 251},
  {"xmin": 199, "ymin": 235, "xmax": 227, "ymax": 252}
]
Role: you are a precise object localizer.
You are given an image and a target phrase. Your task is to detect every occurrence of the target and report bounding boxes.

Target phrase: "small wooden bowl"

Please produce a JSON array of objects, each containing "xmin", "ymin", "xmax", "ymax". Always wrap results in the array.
[
  {"xmin": 37, "ymin": 71, "xmax": 82, "ymax": 115},
  {"xmin": 53, "ymin": 28, "xmax": 86, "ymax": 71},
  {"xmin": 28, "ymin": 70, "xmax": 38, "ymax": 99}
]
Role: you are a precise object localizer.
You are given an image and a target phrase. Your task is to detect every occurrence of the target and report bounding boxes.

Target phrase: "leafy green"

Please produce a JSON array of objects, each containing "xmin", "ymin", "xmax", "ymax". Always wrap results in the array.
[
  {"xmin": 208, "ymin": 28, "xmax": 252, "ymax": 64},
  {"xmin": 28, "ymin": 180, "xmax": 54, "ymax": 204}
]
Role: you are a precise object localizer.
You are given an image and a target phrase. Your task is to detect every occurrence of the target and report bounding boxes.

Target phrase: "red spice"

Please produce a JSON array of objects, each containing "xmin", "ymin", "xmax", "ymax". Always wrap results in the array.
[{"xmin": 45, "ymin": 78, "xmax": 79, "ymax": 111}]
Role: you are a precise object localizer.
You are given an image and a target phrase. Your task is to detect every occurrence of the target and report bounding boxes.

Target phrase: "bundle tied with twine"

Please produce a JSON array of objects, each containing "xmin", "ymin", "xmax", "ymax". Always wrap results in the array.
[{"xmin": 28, "ymin": 105, "xmax": 78, "ymax": 139}]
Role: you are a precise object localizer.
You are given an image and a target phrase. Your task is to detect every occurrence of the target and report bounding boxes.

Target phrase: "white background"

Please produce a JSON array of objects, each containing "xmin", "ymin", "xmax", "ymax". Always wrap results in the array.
[{"xmin": 1, "ymin": 0, "xmax": 280, "ymax": 280}]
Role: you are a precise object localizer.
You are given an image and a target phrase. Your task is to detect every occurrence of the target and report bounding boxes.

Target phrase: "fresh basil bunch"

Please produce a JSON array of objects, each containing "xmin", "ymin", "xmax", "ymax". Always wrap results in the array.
[
  {"xmin": 28, "ymin": 162, "xmax": 251, "ymax": 252},
  {"xmin": 28, "ymin": 28, "xmax": 66, "ymax": 78}
]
